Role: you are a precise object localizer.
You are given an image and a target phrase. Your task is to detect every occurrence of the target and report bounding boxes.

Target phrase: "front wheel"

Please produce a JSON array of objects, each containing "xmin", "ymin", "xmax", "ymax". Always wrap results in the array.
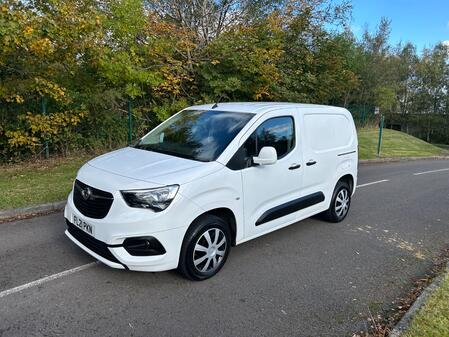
[
  {"xmin": 322, "ymin": 181, "xmax": 351, "ymax": 223},
  {"xmin": 178, "ymin": 215, "xmax": 231, "ymax": 281}
]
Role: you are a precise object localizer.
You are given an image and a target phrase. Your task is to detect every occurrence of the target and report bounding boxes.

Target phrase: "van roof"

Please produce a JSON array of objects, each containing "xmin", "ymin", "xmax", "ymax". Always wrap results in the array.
[{"xmin": 186, "ymin": 102, "xmax": 346, "ymax": 114}]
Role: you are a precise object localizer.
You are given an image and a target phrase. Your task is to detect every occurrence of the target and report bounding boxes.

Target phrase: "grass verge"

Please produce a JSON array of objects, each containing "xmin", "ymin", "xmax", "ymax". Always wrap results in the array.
[
  {"xmin": 0, "ymin": 156, "xmax": 91, "ymax": 210},
  {"xmin": 358, "ymin": 128, "xmax": 448, "ymax": 160},
  {"xmin": 402, "ymin": 270, "xmax": 449, "ymax": 337}
]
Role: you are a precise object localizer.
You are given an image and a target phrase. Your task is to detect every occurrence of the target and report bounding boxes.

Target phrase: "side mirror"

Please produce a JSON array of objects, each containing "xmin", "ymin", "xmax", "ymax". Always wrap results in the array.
[{"xmin": 253, "ymin": 146, "xmax": 277, "ymax": 166}]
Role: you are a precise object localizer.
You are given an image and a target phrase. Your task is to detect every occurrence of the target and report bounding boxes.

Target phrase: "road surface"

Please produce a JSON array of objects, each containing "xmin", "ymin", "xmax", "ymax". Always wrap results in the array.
[{"xmin": 1, "ymin": 159, "xmax": 449, "ymax": 336}]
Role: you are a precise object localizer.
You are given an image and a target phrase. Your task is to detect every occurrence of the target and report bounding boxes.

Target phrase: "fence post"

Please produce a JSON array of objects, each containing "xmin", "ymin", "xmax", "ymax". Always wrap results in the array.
[
  {"xmin": 128, "ymin": 98, "xmax": 133, "ymax": 145},
  {"xmin": 377, "ymin": 114, "xmax": 384, "ymax": 157},
  {"xmin": 40, "ymin": 96, "xmax": 49, "ymax": 159}
]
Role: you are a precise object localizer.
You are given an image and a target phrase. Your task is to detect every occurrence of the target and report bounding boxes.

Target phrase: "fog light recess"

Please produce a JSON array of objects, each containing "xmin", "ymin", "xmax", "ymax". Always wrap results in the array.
[{"xmin": 123, "ymin": 237, "xmax": 166, "ymax": 256}]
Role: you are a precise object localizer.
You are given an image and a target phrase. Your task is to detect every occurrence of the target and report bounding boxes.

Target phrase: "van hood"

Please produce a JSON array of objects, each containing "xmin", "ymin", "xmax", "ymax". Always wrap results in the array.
[{"xmin": 87, "ymin": 147, "xmax": 223, "ymax": 186}]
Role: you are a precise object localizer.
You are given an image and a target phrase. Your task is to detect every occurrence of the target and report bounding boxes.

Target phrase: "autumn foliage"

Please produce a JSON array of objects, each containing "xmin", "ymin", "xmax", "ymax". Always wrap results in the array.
[{"xmin": 1, "ymin": 0, "xmax": 448, "ymax": 161}]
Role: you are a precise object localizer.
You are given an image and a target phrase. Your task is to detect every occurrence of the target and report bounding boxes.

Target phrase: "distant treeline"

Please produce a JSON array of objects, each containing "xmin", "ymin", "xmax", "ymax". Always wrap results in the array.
[{"xmin": 1, "ymin": 0, "xmax": 449, "ymax": 161}]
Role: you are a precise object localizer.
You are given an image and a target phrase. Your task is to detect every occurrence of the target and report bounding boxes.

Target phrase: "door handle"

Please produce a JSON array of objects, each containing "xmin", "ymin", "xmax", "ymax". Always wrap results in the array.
[
  {"xmin": 306, "ymin": 160, "xmax": 317, "ymax": 166},
  {"xmin": 288, "ymin": 163, "xmax": 301, "ymax": 170}
]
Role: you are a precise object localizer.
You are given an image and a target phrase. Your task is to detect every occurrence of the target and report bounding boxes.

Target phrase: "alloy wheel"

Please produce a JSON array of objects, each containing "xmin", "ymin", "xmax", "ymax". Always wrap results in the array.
[
  {"xmin": 335, "ymin": 188, "xmax": 350, "ymax": 217},
  {"xmin": 193, "ymin": 228, "xmax": 227, "ymax": 273}
]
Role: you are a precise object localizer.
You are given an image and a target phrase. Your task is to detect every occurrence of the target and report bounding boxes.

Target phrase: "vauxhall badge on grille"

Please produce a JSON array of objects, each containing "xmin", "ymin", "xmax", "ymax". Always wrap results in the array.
[{"xmin": 81, "ymin": 187, "xmax": 92, "ymax": 200}]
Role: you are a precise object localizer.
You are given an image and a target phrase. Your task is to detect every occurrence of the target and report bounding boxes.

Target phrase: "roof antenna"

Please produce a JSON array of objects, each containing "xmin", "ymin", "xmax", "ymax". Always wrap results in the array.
[{"xmin": 212, "ymin": 93, "xmax": 226, "ymax": 109}]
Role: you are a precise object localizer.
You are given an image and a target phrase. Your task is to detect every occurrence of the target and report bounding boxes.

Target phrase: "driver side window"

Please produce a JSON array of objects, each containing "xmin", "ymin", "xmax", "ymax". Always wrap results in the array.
[{"xmin": 227, "ymin": 116, "xmax": 295, "ymax": 170}]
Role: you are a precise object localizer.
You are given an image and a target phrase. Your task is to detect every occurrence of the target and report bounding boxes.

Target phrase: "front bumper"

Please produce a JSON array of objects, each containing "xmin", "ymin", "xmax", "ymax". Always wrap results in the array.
[
  {"xmin": 64, "ymin": 187, "xmax": 203, "ymax": 272},
  {"xmin": 65, "ymin": 217, "xmax": 187, "ymax": 271},
  {"xmin": 65, "ymin": 225, "xmax": 125, "ymax": 270}
]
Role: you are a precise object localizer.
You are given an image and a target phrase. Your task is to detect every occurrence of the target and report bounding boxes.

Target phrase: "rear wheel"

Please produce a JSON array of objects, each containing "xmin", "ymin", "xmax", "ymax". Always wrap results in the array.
[
  {"xmin": 322, "ymin": 181, "xmax": 351, "ymax": 223},
  {"xmin": 178, "ymin": 214, "xmax": 231, "ymax": 281}
]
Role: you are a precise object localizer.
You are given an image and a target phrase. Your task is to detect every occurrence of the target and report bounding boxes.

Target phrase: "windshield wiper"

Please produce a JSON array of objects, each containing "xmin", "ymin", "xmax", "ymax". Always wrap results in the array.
[{"xmin": 134, "ymin": 144, "xmax": 200, "ymax": 161}]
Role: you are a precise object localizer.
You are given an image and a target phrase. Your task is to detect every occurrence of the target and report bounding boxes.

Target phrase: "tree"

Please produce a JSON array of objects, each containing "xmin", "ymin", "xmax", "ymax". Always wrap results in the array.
[
  {"xmin": 413, "ymin": 43, "xmax": 449, "ymax": 142},
  {"xmin": 145, "ymin": 0, "xmax": 284, "ymax": 46},
  {"xmin": 198, "ymin": 14, "xmax": 283, "ymax": 101},
  {"xmin": 276, "ymin": 0, "xmax": 355, "ymax": 104}
]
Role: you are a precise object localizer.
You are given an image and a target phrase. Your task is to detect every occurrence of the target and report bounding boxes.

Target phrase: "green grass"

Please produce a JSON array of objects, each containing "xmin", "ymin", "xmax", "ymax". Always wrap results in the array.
[
  {"xmin": 434, "ymin": 143, "xmax": 449, "ymax": 151},
  {"xmin": 0, "ymin": 128, "xmax": 447, "ymax": 210},
  {"xmin": 358, "ymin": 128, "xmax": 448, "ymax": 160},
  {"xmin": 403, "ymin": 271, "xmax": 449, "ymax": 337},
  {"xmin": 0, "ymin": 156, "xmax": 91, "ymax": 210}
]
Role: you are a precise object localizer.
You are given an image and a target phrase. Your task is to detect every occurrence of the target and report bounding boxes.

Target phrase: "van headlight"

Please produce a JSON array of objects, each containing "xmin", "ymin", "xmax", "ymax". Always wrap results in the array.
[{"xmin": 121, "ymin": 185, "xmax": 179, "ymax": 212}]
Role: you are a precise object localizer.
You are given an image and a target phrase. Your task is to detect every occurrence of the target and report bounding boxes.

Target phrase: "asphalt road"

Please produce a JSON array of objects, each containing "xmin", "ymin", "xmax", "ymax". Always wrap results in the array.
[{"xmin": 1, "ymin": 159, "xmax": 449, "ymax": 337}]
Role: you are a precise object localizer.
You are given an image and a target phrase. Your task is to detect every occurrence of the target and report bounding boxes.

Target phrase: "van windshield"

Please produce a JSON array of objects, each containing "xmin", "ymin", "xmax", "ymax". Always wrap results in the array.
[{"xmin": 135, "ymin": 109, "xmax": 255, "ymax": 162}]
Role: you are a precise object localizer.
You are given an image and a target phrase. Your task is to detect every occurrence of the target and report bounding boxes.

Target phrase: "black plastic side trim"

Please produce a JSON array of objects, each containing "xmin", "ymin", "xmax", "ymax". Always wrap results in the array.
[
  {"xmin": 338, "ymin": 150, "xmax": 356, "ymax": 156},
  {"xmin": 255, "ymin": 192, "xmax": 325, "ymax": 226}
]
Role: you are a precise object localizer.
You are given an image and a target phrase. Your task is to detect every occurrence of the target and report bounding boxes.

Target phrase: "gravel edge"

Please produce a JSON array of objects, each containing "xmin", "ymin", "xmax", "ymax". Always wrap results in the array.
[{"xmin": 389, "ymin": 262, "xmax": 449, "ymax": 337}]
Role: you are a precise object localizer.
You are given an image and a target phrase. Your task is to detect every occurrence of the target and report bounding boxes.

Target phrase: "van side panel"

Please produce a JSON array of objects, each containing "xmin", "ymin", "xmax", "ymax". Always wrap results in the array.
[
  {"xmin": 180, "ymin": 166, "xmax": 245, "ymax": 243},
  {"xmin": 300, "ymin": 109, "xmax": 358, "ymax": 208}
]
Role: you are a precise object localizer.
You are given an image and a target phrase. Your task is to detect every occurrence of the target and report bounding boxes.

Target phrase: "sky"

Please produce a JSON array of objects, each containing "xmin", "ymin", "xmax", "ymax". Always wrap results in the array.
[{"xmin": 351, "ymin": 0, "xmax": 449, "ymax": 52}]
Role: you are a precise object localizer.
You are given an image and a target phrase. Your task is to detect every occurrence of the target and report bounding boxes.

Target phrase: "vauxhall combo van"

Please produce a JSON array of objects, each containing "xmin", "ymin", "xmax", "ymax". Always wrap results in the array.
[{"xmin": 65, "ymin": 103, "xmax": 358, "ymax": 280}]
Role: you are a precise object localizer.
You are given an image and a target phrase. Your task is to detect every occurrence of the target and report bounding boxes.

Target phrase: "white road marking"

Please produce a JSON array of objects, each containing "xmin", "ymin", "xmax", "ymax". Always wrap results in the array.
[
  {"xmin": 0, "ymin": 262, "xmax": 97, "ymax": 299},
  {"xmin": 357, "ymin": 179, "xmax": 389, "ymax": 188},
  {"xmin": 413, "ymin": 168, "xmax": 449, "ymax": 176}
]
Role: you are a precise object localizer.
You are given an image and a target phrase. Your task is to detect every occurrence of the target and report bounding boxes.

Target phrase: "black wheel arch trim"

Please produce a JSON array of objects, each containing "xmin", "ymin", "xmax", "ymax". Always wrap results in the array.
[{"xmin": 255, "ymin": 192, "xmax": 325, "ymax": 226}]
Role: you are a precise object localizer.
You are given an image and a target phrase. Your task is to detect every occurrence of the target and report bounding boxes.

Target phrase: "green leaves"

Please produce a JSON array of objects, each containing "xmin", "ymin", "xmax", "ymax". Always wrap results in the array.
[
  {"xmin": 99, "ymin": 49, "xmax": 162, "ymax": 98},
  {"xmin": 2, "ymin": 0, "xmax": 449, "ymax": 160},
  {"xmin": 198, "ymin": 16, "xmax": 284, "ymax": 101}
]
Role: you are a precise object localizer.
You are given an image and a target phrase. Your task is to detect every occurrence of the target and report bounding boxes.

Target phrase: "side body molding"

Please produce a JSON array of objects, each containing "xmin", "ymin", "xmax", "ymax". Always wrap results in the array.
[{"xmin": 255, "ymin": 192, "xmax": 325, "ymax": 226}]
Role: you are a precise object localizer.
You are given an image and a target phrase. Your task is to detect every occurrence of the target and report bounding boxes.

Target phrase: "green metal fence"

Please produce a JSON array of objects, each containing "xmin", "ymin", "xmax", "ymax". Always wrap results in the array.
[{"xmin": 347, "ymin": 104, "xmax": 377, "ymax": 128}]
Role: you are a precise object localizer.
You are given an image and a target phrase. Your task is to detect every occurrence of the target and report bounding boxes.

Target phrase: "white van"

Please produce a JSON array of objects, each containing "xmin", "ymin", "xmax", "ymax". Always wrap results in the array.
[{"xmin": 65, "ymin": 103, "xmax": 358, "ymax": 280}]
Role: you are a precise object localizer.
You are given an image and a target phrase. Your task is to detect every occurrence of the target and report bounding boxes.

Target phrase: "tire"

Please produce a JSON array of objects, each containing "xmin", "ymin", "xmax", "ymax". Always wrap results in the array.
[
  {"xmin": 322, "ymin": 180, "xmax": 351, "ymax": 223},
  {"xmin": 178, "ymin": 214, "xmax": 231, "ymax": 281}
]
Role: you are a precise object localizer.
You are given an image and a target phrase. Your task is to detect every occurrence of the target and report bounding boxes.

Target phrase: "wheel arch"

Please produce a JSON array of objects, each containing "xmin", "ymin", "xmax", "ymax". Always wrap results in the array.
[
  {"xmin": 189, "ymin": 207, "xmax": 237, "ymax": 246},
  {"xmin": 336, "ymin": 173, "xmax": 355, "ymax": 194}
]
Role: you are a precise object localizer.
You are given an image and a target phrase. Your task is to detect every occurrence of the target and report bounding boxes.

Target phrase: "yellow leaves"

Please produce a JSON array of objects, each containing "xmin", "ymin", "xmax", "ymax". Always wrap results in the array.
[
  {"xmin": 70, "ymin": 115, "xmax": 81, "ymax": 124},
  {"xmin": 34, "ymin": 78, "xmax": 66, "ymax": 102},
  {"xmin": 211, "ymin": 60, "xmax": 220, "ymax": 65},
  {"xmin": 4, "ymin": 95, "xmax": 25, "ymax": 104},
  {"xmin": 254, "ymin": 86, "xmax": 272, "ymax": 101},
  {"xmin": 29, "ymin": 37, "xmax": 53, "ymax": 56},
  {"xmin": 266, "ymin": 13, "xmax": 283, "ymax": 33},
  {"xmin": 6, "ymin": 110, "xmax": 88, "ymax": 150},
  {"xmin": 153, "ymin": 64, "xmax": 193, "ymax": 99},
  {"xmin": 24, "ymin": 26, "xmax": 34, "ymax": 36},
  {"xmin": 5, "ymin": 130, "xmax": 35, "ymax": 148}
]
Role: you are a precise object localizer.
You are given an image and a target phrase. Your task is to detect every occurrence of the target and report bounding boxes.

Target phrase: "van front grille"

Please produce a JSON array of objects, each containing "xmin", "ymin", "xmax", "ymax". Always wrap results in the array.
[{"xmin": 73, "ymin": 179, "xmax": 113, "ymax": 219}]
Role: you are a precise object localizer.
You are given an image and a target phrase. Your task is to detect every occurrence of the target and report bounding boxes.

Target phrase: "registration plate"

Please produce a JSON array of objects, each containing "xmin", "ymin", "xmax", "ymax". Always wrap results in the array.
[{"xmin": 73, "ymin": 214, "xmax": 94, "ymax": 236}]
